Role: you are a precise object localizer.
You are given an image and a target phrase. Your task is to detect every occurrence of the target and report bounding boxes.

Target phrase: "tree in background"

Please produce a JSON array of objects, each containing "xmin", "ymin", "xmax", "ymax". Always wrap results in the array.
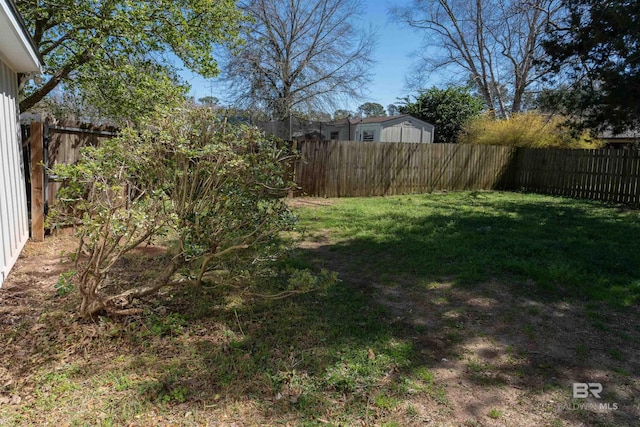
[
  {"xmin": 17, "ymin": 0, "xmax": 243, "ymax": 124},
  {"xmin": 357, "ymin": 102, "xmax": 386, "ymax": 118},
  {"xmin": 220, "ymin": 0, "xmax": 375, "ymax": 120},
  {"xmin": 387, "ymin": 104, "xmax": 399, "ymax": 116},
  {"xmin": 37, "ymin": 87, "xmax": 110, "ymax": 125},
  {"xmin": 541, "ymin": 1, "xmax": 640, "ymax": 133},
  {"xmin": 198, "ymin": 96, "xmax": 221, "ymax": 107},
  {"xmin": 461, "ymin": 112, "xmax": 602, "ymax": 149},
  {"xmin": 295, "ymin": 111, "xmax": 333, "ymax": 122},
  {"xmin": 333, "ymin": 109, "xmax": 352, "ymax": 120},
  {"xmin": 391, "ymin": 0, "xmax": 561, "ymax": 118},
  {"xmin": 398, "ymin": 86, "xmax": 484, "ymax": 143}
]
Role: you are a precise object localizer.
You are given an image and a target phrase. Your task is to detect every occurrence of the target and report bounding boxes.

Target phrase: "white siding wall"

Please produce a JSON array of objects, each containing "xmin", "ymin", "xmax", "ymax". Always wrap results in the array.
[
  {"xmin": 403, "ymin": 126, "xmax": 422, "ymax": 143},
  {"xmin": 382, "ymin": 125, "xmax": 402, "ymax": 142},
  {"xmin": 381, "ymin": 121, "xmax": 434, "ymax": 143},
  {"xmin": 323, "ymin": 124, "xmax": 350, "ymax": 140},
  {"xmin": 420, "ymin": 123, "xmax": 435, "ymax": 143},
  {"xmin": 0, "ymin": 58, "xmax": 29, "ymax": 287}
]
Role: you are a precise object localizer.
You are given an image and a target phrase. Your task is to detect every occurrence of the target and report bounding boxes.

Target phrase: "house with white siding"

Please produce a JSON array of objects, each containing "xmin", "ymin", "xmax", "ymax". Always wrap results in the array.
[
  {"xmin": 323, "ymin": 115, "xmax": 435, "ymax": 143},
  {"xmin": 0, "ymin": 0, "xmax": 43, "ymax": 286}
]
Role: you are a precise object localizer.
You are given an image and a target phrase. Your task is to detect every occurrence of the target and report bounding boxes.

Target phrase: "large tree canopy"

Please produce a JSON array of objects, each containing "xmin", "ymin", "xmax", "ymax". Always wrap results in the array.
[
  {"xmin": 220, "ymin": 0, "xmax": 376, "ymax": 120},
  {"xmin": 391, "ymin": 0, "xmax": 561, "ymax": 118},
  {"xmin": 16, "ymin": 0, "xmax": 244, "ymax": 122},
  {"xmin": 357, "ymin": 102, "xmax": 386, "ymax": 118},
  {"xmin": 541, "ymin": 0, "xmax": 640, "ymax": 132}
]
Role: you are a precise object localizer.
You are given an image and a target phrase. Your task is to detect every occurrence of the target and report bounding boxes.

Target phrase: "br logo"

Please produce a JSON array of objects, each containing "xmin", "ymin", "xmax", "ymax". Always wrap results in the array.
[{"xmin": 572, "ymin": 383, "xmax": 603, "ymax": 399}]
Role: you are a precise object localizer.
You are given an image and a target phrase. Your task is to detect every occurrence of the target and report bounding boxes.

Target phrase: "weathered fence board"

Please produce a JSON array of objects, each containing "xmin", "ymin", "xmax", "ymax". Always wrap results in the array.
[
  {"xmin": 295, "ymin": 141, "xmax": 640, "ymax": 204},
  {"xmin": 508, "ymin": 147, "xmax": 640, "ymax": 204},
  {"xmin": 21, "ymin": 119, "xmax": 118, "ymax": 236},
  {"xmin": 46, "ymin": 120, "xmax": 118, "ymax": 207},
  {"xmin": 295, "ymin": 141, "xmax": 517, "ymax": 198},
  {"xmin": 30, "ymin": 122, "xmax": 44, "ymax": 242}
]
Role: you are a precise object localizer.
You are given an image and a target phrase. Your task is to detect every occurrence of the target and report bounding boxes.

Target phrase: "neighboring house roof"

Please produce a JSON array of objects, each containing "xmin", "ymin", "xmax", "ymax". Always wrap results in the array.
[
  {"xmin": 329, "ymin": 115, "xmax": 434, "ymax": 127},
  {"xmin": 330, "ymin": 117, "xmax": 351, "ymax": 126},
  {"xmin": 351, "ymin": 114, "xmax": 415, "ymax": 125},
  {"xmin": 0, "ymin": 0, "xmax": 43, "ymax": 72}
]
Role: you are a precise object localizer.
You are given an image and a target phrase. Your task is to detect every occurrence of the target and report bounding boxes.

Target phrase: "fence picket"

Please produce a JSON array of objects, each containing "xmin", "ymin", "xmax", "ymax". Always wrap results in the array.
[
  {"xmin": 294, "ymin": 141, "xmax": 640, "ymax": 204},
  {"xmin": 29, "ymin": 124, "xmax": 640, "ymax": 209}
]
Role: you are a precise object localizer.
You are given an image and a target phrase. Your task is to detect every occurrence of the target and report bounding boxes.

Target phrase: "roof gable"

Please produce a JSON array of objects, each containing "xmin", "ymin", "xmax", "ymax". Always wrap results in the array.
[
  {"xmin": 326, "ymin": 115, "xmax": 435, "ymax": 129},
  {"xmin": 351, "ymin": 115, "xmax": 434, "ymax": 128},
  {"xmin": 352, "ymin": 115, "xmax": 411, "ymax": 124},
  {"xmin": 0, "ymin": 0, "xmax": 42, "ymax": 72}
]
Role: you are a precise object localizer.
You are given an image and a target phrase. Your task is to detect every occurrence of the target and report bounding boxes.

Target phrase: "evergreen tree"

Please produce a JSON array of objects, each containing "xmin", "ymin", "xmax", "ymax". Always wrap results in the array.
[
  {"xmin": 541, "ymin": 0, "xmax": 640, "ymax": 132},
  {"xmin": 399, "ymin": 87, "xmax": 484, "ymax": 143}
]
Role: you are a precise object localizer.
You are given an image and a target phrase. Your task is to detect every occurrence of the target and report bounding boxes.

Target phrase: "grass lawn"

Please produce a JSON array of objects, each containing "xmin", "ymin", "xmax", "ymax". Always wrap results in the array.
[
  {"xmin": 0, "ymin": 191, "xmax": 639, "ymax": 426},
  {"xmin": 295, "ymin": 191, "xmax": 640, "ymax": 306}
]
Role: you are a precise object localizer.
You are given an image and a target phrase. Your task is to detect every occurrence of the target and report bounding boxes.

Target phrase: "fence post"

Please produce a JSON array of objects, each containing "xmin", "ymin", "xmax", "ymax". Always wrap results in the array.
[
  {"xmin": 288, "ymin": 139, "xmax": 298, "ymax": 198},
  {"xmin": 30, "ymin": 121, "xmax": 44, "ymax": 242}
]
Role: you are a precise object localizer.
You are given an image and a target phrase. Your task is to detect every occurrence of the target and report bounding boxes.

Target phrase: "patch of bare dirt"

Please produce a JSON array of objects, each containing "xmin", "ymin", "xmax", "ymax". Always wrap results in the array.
[
  {"xmin": 2, "ymin": 227, "xmax": 640, "ymax": 426},
  {"xmin": 0, "ymin": 236, "xmax": 78, "ymax": 401},
  {"xmin": 286, "ymin": 197, "xmax": 336, "ymax": 209},
  {"xmin": 0, "ymin": 237, "xmax": 196, "ymax": 425},
  {"xmin": 301, "ymin": 234, "xmax": 640, "ymax": 426}
]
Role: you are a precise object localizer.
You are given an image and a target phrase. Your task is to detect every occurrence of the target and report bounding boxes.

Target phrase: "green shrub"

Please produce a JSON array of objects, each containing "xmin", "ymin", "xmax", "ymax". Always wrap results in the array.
[
  {"xmin": 460, "ymin": 112, "xmax": 603, "ymax": 149},
  {"xmin": 398, "ymin": 86, "xmax": 484, "ymax": 143},
  {"xmin": 49, "ymin": 106, "xmax": 297, "ymax": 318},
  {"xmin": 54, "ymin": 270, "xmax": 76, "ymax": 296}
]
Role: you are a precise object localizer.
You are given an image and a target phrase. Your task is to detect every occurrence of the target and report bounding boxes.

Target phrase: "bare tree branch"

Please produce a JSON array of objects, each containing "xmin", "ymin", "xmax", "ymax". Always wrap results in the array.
[
  {"xmin": 221, "ymin": 0, "xmax": 376, "ymax": 119},
  {"xmin": 391, "ymin": 0, "xmax": 561, "ymax": 116}
]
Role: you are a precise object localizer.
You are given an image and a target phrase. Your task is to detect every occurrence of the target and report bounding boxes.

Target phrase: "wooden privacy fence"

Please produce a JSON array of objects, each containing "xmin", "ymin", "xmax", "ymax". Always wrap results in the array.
[
  {"xmin": 21, "ymin": 128, "xmax": 640, "ymax": 240},
  {"xmin": 511, "ymin": 147, "xmax": 640, "ymax": 204},
  {"xmin": 45, "ymin": 120, "xmax": 118, "ymax": 207},
  {"xmin": 294, "ymin": 140, "xmax": 640, "ymax": 204},
  {"xmin": 295, "ymin": 141, "xmax": 517, "ymax": 197}
]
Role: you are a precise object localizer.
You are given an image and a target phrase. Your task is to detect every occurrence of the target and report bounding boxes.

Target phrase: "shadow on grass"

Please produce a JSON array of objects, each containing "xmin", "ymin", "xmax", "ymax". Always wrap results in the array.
[
  {"xmin": 209, "ymin": 191, "xmax": 640, "ymax": 425},
  {"xmin": 302, "ymin": 192, "xmax": 640, "ymax": 306},
  {"xmin": 129, "ymin": 278, "xmax": 430, "ymax": 423},
  {"xmin": 66, "ymin": 192, "xmax": 640, "ymax": 425}
]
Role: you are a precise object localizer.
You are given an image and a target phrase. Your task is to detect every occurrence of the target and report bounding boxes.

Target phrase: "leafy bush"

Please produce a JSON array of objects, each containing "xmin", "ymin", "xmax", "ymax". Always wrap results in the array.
[
  {"xmin": 54, "ymin": 270, "xmax": 77, "ymax": 296},
  {"xmin": 398, "ymin": 86, "xmax": 484, "ymax": 143},
  {"xmin": 460, "ymin": 112, "xmax": 603, "ymax": 149},
  {"xmin": 49, "ymin": 107, "xmax": 296, "ymax": 318}
]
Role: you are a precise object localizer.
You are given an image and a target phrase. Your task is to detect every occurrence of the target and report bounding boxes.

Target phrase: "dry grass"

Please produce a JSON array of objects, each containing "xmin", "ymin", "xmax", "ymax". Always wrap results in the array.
[{"xmin": 1, "ymin": 192, "xmax": 639, "ymax": 426}]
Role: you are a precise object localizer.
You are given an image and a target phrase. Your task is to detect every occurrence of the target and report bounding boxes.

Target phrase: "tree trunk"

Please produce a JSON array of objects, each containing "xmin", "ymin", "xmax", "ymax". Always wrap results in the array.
[
  {"xmin": 78, "ymin": 276, "xmax": 106, "ymax": 319},
  {"xmin": 19, "ymin": 49, "xmax": 92, "ymax": 112},
  {"xmin": 78, "ymin": 258, "xmax": 182, "ymax": 319}
]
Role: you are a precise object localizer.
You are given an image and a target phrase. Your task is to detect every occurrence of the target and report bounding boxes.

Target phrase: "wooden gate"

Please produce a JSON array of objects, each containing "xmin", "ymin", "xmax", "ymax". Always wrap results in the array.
[{"xmin": 21, "ymin": 120, "xmax": 117, "ymax": 240}]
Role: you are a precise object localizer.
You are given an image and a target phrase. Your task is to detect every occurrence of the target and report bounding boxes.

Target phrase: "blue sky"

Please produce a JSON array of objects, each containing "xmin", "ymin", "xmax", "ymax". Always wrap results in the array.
[{"xmin": 181, "ymin": 0, "xmax": 428, "ymax": 113}]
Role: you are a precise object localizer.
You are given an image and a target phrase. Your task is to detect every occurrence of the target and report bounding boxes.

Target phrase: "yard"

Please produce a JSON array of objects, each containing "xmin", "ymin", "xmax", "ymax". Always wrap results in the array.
[{"xmin": 1, "ymin": 191, "xmax": 639, "ymax": 426}]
